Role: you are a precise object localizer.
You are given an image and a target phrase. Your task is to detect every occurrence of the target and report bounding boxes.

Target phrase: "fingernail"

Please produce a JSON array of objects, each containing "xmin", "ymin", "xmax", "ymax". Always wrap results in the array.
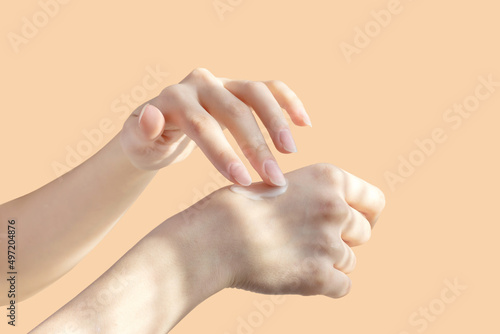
[
  {"xmin": 263, "ymin": 160, "xmax": 287, "ymax": 186},
  {"xmin": 278, "ymin": 129, "xmax": 297, "ymax": 153},
  {"xmin": 302, "ymin": 112, "xmax": 312, "ymax": 127},
  {"xmin": 229, "ymin": 163, "xmax": 252, "ymax": 186},
  {"xmin": 138, "ymin": 104, "xmax": 150, "ymax": 125}
]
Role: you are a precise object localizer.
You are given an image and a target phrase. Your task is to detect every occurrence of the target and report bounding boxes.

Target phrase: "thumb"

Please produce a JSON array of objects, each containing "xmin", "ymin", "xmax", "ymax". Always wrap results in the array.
[{"xmin": 137, "ymin": 103, "xmax": 165, "ymax": 141}]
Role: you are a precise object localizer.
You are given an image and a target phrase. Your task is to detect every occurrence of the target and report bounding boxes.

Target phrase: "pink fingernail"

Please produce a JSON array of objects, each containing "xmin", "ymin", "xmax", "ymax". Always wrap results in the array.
[
  {"xmin": 264, "ymin": 160, "xmax": 286, "ymax": 186},
  {"xmin": 229, "ymin": 163, "xmax": 252, "ymax": 186},
  {"xmin": 278, "ymin": 129, "xmax": 297, "ymax": 153}
]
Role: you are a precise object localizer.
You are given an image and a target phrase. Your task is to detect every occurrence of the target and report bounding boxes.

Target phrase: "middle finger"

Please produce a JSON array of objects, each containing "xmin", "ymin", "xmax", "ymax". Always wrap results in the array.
[{"xmin": 199, "ymin": 83, "xmax": 286, "ymax": 187}]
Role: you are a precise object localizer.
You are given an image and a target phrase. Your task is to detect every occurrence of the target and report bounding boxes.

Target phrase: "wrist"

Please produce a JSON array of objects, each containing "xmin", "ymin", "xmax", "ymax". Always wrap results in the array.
[
  {"xmin": 108, "ymin": 133, "xmax": 159, "ymax": 177},
  {"xmin": 144, "ymin": 199, "xmax": 236, "ymax": 324},
  {"xmin": 152, "ymin": 210, "xmax": 234, "ymax": 294}
]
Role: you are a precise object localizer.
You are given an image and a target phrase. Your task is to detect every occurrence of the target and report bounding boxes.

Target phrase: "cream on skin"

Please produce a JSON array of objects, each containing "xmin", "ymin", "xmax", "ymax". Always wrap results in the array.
[
  {"xmin": 0, "ymin": 70, "xmax": 310, "ymax": 305},
  {"xmin": 230, "ymin": 180, "xmax": 289, "ymax": 200},
  {"xmin": 31, "ymin": 164, "xmax": 385, "ymax": 334},
  {"xmin": 30, "ymin": 164, "xmax": 385, "ymax": 334}
]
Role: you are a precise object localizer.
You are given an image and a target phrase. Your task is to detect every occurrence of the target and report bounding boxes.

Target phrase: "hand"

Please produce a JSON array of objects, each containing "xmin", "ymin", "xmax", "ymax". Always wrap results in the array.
[
  {"xmin": 120, "ymin": 68, "xmax": 312, "ymax": 186},
  {"xmin": 30, "ymin": 164, "xmax": 385, "ymax": 333},
  {"xmin": 166, "ymin": 163, "xmax": 385, "ymax": 299}
]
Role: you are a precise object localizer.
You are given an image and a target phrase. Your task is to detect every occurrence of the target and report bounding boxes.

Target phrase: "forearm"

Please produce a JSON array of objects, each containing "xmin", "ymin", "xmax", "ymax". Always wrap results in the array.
[
  {"xmin": 31, "ymin": 210, "xmax": 229, "ymax": 333},
  {"xmin": 29, "ymin": 164, "xmax": 386, "ymax": 332},
  {"xmin": 0, "ymin": 134, "xmax": 157, "ymax": 303}
]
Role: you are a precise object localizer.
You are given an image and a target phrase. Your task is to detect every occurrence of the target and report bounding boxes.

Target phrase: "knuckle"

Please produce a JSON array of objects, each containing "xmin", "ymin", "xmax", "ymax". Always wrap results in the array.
[
  {"xmin": 241, "ymin": 139, "xmax": 269, "ymax": 160},
  {"xmin": 253, "ymin": 140, "xmax": 269, "ymax": 154},
  {"xmin": 314, "ymin": 233, "xmax": 340, "ymax": 257},
  {"xmin": 301, "ymin": 258, "xmax": 329, "ymax": 293},
  {"xmin": 192, "ymin": 67, "xmax": 210, "ymax": 76},
  {"xmin": 246, "ymin": 81, "xmax": 268, "ymax": 94},
  {"xmin": 225, "ymin": 100, "xmax": 250, "ymax": 118},
  {"xmin": 314, "ymin": 237, "xmax": 332, "ymax": 256},
  {"xmin": 188, "ymin": 114, "xmax": 217, "ymax": 136},
  {"xmin": 312, "ymin": 271, "xmax": 329, "ymax": 292},
  {"xmin": 311, "ymin": 164, "xmax": 345, "ymax": 186},
  {"xmin": 282, "ymin": 90, "xmax": 298, "ymax": 103},
  {"xmin": 189, "ymin": 67, "xmax": 213, "ymax": 82},
  {"xmin": 316, "ymin": 195, "xmax": 350, "ymax": 222},
  {"xmin": 329, "ymin": 237, "xmax": 345, "ymax": 255},
  {"xmin": 160, "ymin": 84, "xmax": 186, "ymax": 102},
  {"xmin": 267, "ymin": 79, "xmax": 286, "ymax": 90}
]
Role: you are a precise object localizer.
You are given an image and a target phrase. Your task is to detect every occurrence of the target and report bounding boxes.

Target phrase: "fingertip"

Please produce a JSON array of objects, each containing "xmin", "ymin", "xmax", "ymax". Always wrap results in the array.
[
  {"xmin": 228, "ymin": 162, "xmax": 252, "ymax": 186},
  {"xmin": 263, "ymin": 160, "xmax": 287, "ymax": 187},
  {"xmin": 278, "ymin": 129, "xmax": 297, "ymax": 153},
  {"xmin": 138, "ymin": 104, "xmax": 165, "ymax": 141},
  {"xmin": 301, "ymin": 111, "xmax": 312, "ymax": 127},
  {"xmin": 287, "ymin": 104, "xmax": 311, "ymax": 127}
]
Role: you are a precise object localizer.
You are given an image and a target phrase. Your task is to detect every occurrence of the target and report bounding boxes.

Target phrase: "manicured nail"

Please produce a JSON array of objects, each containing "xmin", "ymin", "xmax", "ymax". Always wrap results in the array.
[
  {"xmin": 229, "ymin": 163, "xmax": 252, "ymax": 186},
  {"xmin": 302, "ymin": 112, "xmax": 312, "ymax": 127},
  {"xmin": 263, "ymin": 160, "xmax": 287, "ymax": 186},
  {"xmin": 138, "ymin": 104, "xmax": 150, "ymax": 125},
  {"xmin": 278, "ymin": 129, "xmax": 297, "ymax": 153}
]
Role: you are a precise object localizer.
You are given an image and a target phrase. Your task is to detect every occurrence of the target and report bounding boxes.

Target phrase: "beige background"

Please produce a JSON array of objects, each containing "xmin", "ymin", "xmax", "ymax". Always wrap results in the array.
[{"xmin": 1, "ymin": 0, "xmax": 498, "ymax": 333}]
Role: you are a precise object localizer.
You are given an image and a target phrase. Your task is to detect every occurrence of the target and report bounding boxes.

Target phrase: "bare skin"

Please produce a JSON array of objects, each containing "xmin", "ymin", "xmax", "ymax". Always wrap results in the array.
[
  {"xmin": 0, "ymin": 68, "xmax": 311, "ymax": 304},
  {"xmin": 32, "ymin": 164, "xmax": 385, "ymax": 333}
]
